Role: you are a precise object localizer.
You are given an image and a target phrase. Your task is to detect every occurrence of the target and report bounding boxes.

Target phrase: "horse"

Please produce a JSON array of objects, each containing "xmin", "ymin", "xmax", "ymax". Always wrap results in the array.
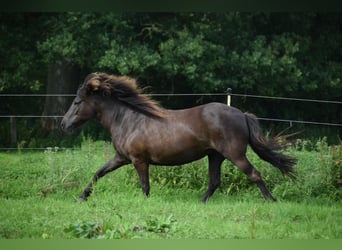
[{"xmin": 61, "ymin": 72, "xmax": 297, "ymax": 202}]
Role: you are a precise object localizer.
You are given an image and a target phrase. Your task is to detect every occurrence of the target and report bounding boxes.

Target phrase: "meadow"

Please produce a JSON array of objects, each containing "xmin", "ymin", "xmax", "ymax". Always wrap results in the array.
[{"xmin": 0, "ymin": 139, "xmax": 341, "ymax": 239}]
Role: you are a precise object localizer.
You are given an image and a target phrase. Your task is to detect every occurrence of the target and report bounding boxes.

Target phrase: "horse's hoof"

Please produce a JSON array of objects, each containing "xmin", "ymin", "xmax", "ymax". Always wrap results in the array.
[
  {"xmin": 200, "ymin": 197, "xmax": 209, "ymax": 204},
  {"xmin": 267, "ymin": 197, "xmax": 277, "ymax": 202},
  {"xmin": 77, "ymin": 196, "xmax": 87, "ymax": 203}
]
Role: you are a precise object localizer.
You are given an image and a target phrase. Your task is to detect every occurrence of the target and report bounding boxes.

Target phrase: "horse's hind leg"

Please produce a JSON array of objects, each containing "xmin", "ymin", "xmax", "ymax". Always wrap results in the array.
[
  {"xmin": 232, "ymin": 156, "xmax": 276, "ymax": 201},
  {"xmin": 79, "ymin": 154, "xmax": 129, "ymax": 201},
  {"xmin": 201, "ymin": 152, "xmax": 225, "ymax": 203}
]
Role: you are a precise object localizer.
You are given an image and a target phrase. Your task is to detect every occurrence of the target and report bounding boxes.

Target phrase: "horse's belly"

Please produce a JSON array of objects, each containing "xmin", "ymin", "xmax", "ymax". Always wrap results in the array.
[{"xmin": 149, "ymin": 146, "xmax": 210, "ymax": 166}]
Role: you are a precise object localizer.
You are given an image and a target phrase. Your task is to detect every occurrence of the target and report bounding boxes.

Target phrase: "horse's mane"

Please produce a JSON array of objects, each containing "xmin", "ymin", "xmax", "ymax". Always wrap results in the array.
[{"xmin": 83, "ymin": 73, "xmax": 165, "ymax": 119}]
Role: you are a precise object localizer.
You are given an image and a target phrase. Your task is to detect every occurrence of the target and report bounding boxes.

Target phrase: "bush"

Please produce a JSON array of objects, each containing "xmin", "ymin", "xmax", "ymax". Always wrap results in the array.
[
  {"xmin": 146, "ymin": 138, "xmax": 342, "ymax": 201},
  {"xmin": 270, "ymin": 138, "xmax": 342, "ymax": 201}
]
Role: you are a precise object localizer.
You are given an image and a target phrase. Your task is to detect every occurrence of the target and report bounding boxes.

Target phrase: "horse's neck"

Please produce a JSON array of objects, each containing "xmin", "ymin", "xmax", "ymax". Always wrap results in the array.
[{"xmin": 98, "ymin": 101, "xmax": 144, "ymax": 135}]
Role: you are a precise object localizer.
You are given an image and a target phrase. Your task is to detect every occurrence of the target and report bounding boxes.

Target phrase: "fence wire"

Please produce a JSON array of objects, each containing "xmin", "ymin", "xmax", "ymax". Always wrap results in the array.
[
  {"xmin": 1, "ymin": 92, "xmax": 341, "ymax": 126},
  {"xmin": 1, "ymin": 92, "xmax": 341, "ymax": 150},
  {"xmin": 1, "ymin": 92, "xmax": 342, "ymax": 104}
]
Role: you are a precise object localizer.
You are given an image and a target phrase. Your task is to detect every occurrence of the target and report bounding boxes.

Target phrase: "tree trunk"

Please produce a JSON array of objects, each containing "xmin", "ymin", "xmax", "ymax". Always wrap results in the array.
[{"xmin": 41, "ymin": 61, "xmax": 81, "ymax": 134}]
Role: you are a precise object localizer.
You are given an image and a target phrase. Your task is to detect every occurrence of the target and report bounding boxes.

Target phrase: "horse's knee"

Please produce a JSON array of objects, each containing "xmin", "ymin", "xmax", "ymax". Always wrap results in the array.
[
  {"xmin": 249, "ymin": 168, "xmax": 262, "ymax": 182},
  {"xmin": 234, "ymin": 158, "xmax": 262, "ymax": 183}
]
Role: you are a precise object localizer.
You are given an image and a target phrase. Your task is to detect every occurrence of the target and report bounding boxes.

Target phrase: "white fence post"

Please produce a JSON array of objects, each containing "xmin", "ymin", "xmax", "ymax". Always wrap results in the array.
[{"xmin": 226, "ymin": 87, "xmax": 232, "ymax": 106}]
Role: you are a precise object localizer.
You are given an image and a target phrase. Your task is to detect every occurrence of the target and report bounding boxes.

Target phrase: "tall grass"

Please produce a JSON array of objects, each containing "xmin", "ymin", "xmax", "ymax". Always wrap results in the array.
[
  {"xmin": 146, "ymin": 137, "xmax": 342, "ymax": 202},
  {"xmin": 2, "ymin": 137, "xmax": 341, "ymax": 202}
]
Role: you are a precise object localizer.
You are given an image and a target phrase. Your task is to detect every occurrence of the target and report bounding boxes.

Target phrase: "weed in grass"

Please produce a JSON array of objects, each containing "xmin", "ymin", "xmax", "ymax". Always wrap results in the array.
[
  {"xmin": 64, "ymin": 215, "xmax": 177, "ymax": 239},
  {"xmin": 64, "ymin": 221, "xmax": 105, "ymax": 239},
  {"xmin": 144, "ymin": 215, "xmax": 177, "ymax": 234},
  {"xmin": 249, "ymin": 209, "xmax": 257, "ymax": 239},
  {"xmin": 39, "ymin": 148, "xmax": 83, "ymax": 197}
]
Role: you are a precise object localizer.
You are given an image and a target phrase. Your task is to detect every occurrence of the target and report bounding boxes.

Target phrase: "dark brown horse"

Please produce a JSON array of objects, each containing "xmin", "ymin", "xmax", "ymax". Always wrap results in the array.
[{"xmin": 61, "ymin": 72, "xmax": 297, "ymax": 202}]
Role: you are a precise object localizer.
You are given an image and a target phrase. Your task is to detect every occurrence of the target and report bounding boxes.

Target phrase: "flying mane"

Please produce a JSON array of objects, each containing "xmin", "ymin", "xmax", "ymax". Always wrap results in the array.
[{"xmin": 83, "ymin": 72, "xmax": 165, "ymax": 118}]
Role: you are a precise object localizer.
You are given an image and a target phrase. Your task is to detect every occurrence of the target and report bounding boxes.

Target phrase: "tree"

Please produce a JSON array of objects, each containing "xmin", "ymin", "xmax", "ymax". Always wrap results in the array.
[
  {"xmin": 37, "ymin": 13, "xmax": 122, "ymax": 132},
  {"xmin": 0, "ymin": 13, "xmax": 45, "ymax": 93},
  {"xmin": 1, "ymin": 12, "xmax": 341, "ymax": 146},
  {"xmin": 41, "ymin": 62, "xmax": 81, "ymax": 133}
]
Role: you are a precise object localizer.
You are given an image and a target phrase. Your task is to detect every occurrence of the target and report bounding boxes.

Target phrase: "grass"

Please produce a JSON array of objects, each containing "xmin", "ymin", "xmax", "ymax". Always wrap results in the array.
[{"xmin": 0, "ymin": 139, "xmax": 341, "ymax": 239}]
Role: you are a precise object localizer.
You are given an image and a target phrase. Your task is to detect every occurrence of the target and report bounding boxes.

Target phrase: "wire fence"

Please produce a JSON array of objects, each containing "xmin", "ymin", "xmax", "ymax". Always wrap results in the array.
[
  {"xmin": 1, "ymin": 92, "xmax": 341, "ymax": 126},
  {"xmin": 1, "ymin": 92, "xmax": 342, "ymax": 104},
  {"xmin": 1, "ymin": 92, "xmax": 341, "ymax": 150}
]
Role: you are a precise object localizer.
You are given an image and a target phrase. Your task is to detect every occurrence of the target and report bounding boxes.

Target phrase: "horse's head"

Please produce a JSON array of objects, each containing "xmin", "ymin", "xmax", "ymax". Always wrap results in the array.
[
  {"xmin": 61, "ymin": 72, "xmax": 165, "ymax": 133},
  {"xmin": 61, "ymin": 73, "xmax": 102, "ymax": 133}
]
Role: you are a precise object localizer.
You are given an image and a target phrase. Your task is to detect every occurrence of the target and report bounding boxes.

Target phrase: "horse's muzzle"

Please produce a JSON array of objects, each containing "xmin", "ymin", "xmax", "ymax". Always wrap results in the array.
[
  {"xmin": 60, "ymin": 119, "xmax": 67, "ymax": 132},
  {"xmin": 61, "ymin": 119, "xmax": 72, "ymax": 133}
]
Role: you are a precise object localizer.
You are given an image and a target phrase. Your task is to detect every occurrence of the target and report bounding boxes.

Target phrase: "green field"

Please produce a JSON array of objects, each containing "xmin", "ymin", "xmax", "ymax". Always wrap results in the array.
[{"xmin": 0, "ymin": 139, "xmax": 341, "ymax": 239}]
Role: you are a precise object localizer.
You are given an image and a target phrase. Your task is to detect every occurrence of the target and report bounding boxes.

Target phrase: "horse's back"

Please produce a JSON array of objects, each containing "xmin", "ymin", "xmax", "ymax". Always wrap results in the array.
[
  {"xmin": 164, "ymin": 102, "xmax": 248, "ymax": 139},
  {"xmin": 200, "ymin": 102, "xmax": 249, "ymax": 141},
  {"xmin": 166, "ymin": 102, "xmax": 249, "ymax": 153}
]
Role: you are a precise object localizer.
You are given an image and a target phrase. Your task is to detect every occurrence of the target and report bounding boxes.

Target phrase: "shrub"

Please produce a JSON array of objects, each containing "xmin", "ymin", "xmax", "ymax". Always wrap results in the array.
[
  {"xmin": 147, "ymin": 138, "xmax": 342, "ymax": 201},
  {"xmin": 272, "ymin": 138, "xmax": 342, "ymax": 201}
]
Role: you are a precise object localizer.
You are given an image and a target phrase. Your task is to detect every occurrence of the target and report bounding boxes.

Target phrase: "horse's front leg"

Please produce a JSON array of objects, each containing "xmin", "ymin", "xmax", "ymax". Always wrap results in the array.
[
  {"xmin": 133, "ymin": 160, "xmax": 150, "ymax": 197},
  {"xmin": 201, "ymin": 152, "xmax": 225, "ymax": 203},
  {"xmin": 79, "ymin": 154, "xmax": 129, "ymax": 201}
]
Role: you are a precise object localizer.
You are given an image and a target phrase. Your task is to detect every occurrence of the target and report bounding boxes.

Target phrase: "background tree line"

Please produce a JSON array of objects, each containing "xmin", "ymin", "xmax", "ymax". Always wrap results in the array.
[{"xmin": 0, "ymin": 12, "xmax": 341, "ymax": 147}]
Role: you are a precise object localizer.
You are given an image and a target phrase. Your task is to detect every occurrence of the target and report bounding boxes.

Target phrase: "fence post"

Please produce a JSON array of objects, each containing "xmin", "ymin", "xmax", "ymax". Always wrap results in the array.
[
  {"xmin": 10, "ymin": 116, "xmax": 17, "ymax": 145},
  {"xmin": 226, "ymin": 87, "xmax": 232, "ymax": 106}
]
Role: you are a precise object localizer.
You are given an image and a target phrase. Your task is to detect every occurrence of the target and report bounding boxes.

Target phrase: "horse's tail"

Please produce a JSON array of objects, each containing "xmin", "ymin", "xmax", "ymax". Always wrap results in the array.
[{"xmin": 244, "ymin": 112, "xmax": 297, "ymax": 179}]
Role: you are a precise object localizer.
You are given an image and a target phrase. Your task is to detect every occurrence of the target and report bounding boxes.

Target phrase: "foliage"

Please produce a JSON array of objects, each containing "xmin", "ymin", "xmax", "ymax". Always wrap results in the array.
[
  {"xmin": 158, "ymin": 30, "xmax": 226, "ymax": 92},
  {"xmin": 98, "ymin": 40, "xmax": 161, "ymax": 75},
  {"xmin": 229, "ymin": 34, "xmax": 303, "ymax": 95},
  {"xmin": 0, "ymin": 13, "xmax": 46, "ymax": 93},
  {"xmin": 0, "ymin": 12, "xmax": 341, "ymax": 147},
  {"xmin": 2, "ymin": 12, "xmax": 342, "ymax": 98}
]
